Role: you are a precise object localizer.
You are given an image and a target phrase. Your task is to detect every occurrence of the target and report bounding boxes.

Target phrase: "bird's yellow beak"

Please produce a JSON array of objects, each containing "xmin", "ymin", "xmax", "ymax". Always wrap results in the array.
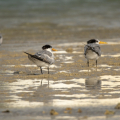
[
  {"xmin": 52, "ymin": 48, "xmax": 57, "ymax": 51},
  {"xmin": 99, "ymin": 41, "xmax": 107, "ymax": 44}
]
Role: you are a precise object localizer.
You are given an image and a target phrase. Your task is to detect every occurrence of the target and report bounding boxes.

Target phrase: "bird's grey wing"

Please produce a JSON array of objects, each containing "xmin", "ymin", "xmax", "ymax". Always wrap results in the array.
[
  {"xmin": 88, "ymin": 44, "xmax": 101, "ymax": 56},
  {"xmin": 36, "ymin": 50, "xmax": 52, "ymax": 57},
  {"xmin": 93, "ymin": 45, "xmax": 101, "ymax": 56},
  {"xmin": 84, "ymin": 45, "xmax": 88, "ymax": 55},
  {"xmin": 35, "ymin": 50, "xmax": 54, "ymax": 64},
  {"xmin": 24, "ymin": 52, "xmax": 54, "ymax": 64},
  {"xmin": 84, "ymin": 44, "xmax": 101, "ymax": 56},
  {"xmin": 40, "ymin": 54, "xmax": 54, "ymax": 64}
]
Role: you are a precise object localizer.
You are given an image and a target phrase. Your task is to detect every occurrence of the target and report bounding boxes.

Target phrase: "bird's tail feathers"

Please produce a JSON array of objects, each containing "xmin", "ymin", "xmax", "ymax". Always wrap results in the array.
[{"xmin": 24, "ymin": 52, "xmax": 33, "ymax": 56}]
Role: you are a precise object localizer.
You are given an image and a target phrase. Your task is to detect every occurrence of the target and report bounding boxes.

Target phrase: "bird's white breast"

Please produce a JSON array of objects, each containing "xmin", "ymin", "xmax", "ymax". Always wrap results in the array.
[{"xmin": 85, "ymin": 50, "xmax": 99, "ymax": 60}]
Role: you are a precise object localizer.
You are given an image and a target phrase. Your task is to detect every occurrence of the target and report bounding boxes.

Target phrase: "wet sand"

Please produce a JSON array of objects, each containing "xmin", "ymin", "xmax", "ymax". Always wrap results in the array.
[{"xmin": 1, "ymin": 26, "xmax": 120, "ymax": 120}]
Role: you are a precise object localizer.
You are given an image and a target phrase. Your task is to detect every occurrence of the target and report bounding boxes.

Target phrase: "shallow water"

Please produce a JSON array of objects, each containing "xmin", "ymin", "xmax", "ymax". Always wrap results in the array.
[{"xmin": 0, "ymin": 0, "xmax": 120, "ymax": 28}]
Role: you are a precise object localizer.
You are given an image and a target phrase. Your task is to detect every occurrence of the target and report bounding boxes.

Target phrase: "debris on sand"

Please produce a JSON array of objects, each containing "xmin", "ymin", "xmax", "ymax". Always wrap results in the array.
[
  {"xmin": 64, "ymin": 111, "xmax": 68, "ymax": 113},
  {"xmin": 64, "ymin": 107, "xmax": 72, "ymax": 114},
  {"xmin": 82, "ymin": 116, "xmax": 88, "ymax": 119},
  {"xmin": 104, "ymin": 110, "xmax": 115, "ymax": 115},
  {"xmin": 50, "ymin": 109, "xmax": 58, "ymax": 115},
  {"xmin": 115, "ymin": 103, "xmax": 120, "ymax": 109},
  {"xmin": 66, "ymin": 48, "xmax": 73, "ymax": 53},
  {"xmin": 78, "ymin": 109, "xmax": 82, "ymax": 113},
  {"xmin": 2, "ymin": 110, "xmax": 10, "ymax": 113},
  {"xmin": 42, "ymin": 111, "xmax": 45, "ymax": 114},
  {"xmin": 66, "ymin": 107, "xmax": 72, "ymax": 111}
]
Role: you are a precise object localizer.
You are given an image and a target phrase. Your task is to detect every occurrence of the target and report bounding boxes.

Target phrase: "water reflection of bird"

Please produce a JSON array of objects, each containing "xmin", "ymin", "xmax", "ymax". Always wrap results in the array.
[
  {"xmin": 84, "ymin": 39, "xmax": 107, "ymax": 67},
  {"xmin": 0, "ymin": 35, "xmax": 3, "ymax": 45},
  {"xmin": 24, "ymin": 45, "xmax": 57, "ymax": 74},
  {"xmin": 85, "ymin": 76, "xmax": 101, "ymax": 90}
]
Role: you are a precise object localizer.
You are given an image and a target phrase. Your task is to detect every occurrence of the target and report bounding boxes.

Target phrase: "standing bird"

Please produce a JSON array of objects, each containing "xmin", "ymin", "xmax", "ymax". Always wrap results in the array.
[
  {"xmin": 84, "ymin": 39, "xmax": 107, "ymax": 67},
  {"xmin": 0, "ymin": 35, "xmax": 3, "ymax": 45},
  {"xmin": 24, "ymin": 45, "xmax": 57, "ymax": 74}
]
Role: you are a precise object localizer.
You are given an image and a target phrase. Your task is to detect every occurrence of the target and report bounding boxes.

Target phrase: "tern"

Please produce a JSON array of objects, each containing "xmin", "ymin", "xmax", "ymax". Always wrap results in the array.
[
  {"xmin": 24, "ymin": 45, "xmax": 57, "ymax": 74},
  {"xmin": 84, "ymin": 39, "xmax": 107, "ymax": 67},
  {"xmin": 0, "ymin": 35, "xmax": 3, "ymax": 45}
]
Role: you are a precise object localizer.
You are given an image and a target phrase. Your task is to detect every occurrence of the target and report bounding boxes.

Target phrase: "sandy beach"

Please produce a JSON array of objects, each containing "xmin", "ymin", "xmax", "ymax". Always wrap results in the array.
[{"xmin": 1, "ymin": 25, "xmax": 120, "ymax": 119}]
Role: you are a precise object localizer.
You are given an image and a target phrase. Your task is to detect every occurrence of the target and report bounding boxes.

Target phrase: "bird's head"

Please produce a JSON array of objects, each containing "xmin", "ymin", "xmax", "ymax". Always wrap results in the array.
[
  {"xmin": 87, "ymin": 39, "xmax": 107, "ymax": 44},
  {"xmin": 42, "ymin": 45, "xmax": 57, "ymax": 51}
]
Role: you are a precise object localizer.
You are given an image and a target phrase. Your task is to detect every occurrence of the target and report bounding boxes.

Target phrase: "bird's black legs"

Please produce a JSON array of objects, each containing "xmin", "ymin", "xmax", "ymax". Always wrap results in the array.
[
  {"xmin": 87, "ymin": 60, "xmax": 98, "ymax": 67},
  {"xmin": 95, "ymin": 60, "xmax": 98, "ymax": 71},
  {"xmin": 48, "ymin": 67, "xmax": 49, "ymax": 74},
  {"xmin": 87, "ymin": 60, "xmax": 89, "ymax": 67},
  {"xmin": 96, "ymin": 60, "xmax": 97, "ymax": 67},
  {"xmin": 40, "ymin": 67, "xmax": 50, "ymax": 74},
  {"xmin": 40, "ymin": 67, "xmax": 43, "ymax": 74}
]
